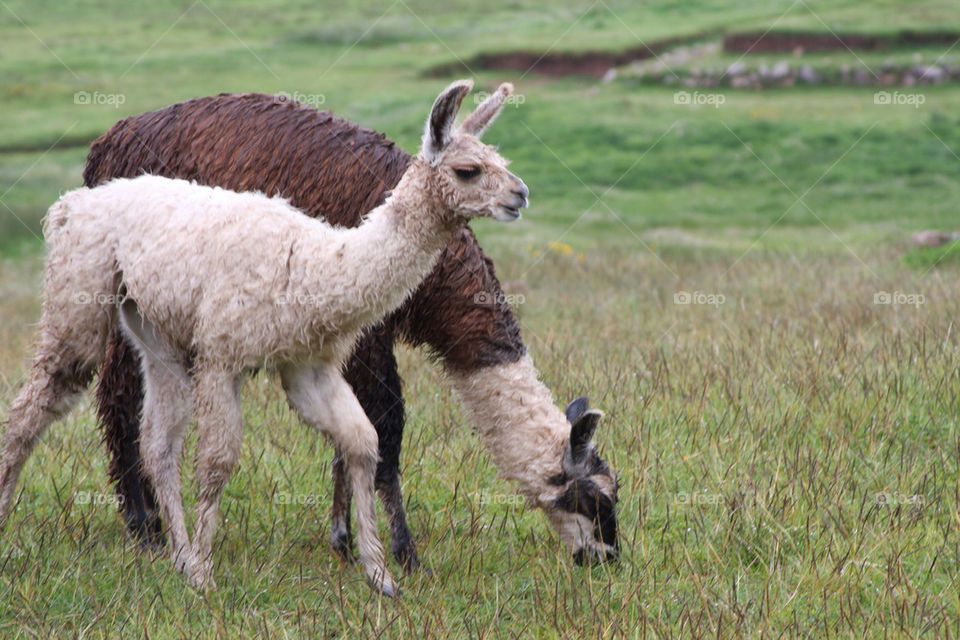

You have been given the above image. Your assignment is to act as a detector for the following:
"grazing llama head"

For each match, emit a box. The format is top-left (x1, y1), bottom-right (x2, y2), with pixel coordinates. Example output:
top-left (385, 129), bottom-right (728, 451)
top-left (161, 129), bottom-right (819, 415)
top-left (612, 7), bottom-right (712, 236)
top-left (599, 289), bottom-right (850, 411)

top-left (416, 79), bottom-right (529, 222)
top-left (543, 397), bottom-right (619, 564)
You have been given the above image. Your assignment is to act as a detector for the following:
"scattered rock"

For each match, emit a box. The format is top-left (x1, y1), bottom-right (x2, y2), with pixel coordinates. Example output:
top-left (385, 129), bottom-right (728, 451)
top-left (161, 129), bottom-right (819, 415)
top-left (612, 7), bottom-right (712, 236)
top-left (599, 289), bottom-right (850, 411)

top-left (726, 61), bottom-right (747, 76)
top-left (913, 230), bottom-right (950, 247)
top-left (629, 56), bottom-right (958, 89)
top-left (912, 65), bottom-right (944, 83)
top-left (771, 61), bottom-right (791, 79)
top-left (852, 68), bottom-right (873, 85)
top-left (799, 64), bottom-right (819, 83)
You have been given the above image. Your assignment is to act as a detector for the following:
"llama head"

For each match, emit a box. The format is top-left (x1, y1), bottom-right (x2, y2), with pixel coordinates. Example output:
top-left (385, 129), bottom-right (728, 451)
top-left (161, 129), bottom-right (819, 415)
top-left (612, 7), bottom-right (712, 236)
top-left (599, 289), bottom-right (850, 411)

top-left (419, 79), bottom-right (528, 222)
top-left (542, 396), bottom-right (619, 564)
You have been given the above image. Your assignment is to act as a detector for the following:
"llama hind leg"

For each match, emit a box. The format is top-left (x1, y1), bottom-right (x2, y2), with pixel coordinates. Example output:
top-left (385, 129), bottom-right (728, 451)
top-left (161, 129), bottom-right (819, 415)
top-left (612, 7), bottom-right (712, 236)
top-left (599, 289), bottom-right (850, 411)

top-left (0, 350), bottom-right (95, 526)
top-left (137, 353), bottom-right (195, 576)
top-left (97, 327), bottom-right (165, 548)
top-left (119, 302), bottom-right (195, 576)
top-left (281, 363), bottom-right (398, 597)
top-left (190, 364), bottom-right (242, 590)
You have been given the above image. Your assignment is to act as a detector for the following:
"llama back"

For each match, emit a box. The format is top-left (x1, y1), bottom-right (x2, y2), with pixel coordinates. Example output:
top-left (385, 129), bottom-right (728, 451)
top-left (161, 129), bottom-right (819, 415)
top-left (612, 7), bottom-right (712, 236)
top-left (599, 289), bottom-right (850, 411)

top-left (81, 176), bottom-right (341, 362)
top-left (83, 93), bottom-right (411, 226)
top-left (54, 175), bottom-right (371, 366)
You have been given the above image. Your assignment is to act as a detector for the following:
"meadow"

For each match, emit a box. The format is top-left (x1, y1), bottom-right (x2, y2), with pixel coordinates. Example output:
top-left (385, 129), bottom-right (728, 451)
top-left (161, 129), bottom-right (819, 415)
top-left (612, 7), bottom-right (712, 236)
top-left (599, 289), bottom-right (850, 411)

top-left (1, 1), bottom-right (959, 637)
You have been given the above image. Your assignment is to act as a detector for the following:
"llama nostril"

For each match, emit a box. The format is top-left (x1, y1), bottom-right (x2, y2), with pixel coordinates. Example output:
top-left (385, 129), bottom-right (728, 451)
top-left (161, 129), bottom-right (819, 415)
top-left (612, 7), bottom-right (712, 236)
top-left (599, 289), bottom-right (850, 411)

top-left (512, 187), bottom-right (529, 207)
top-left (508, 174), bottom-right (529, 206)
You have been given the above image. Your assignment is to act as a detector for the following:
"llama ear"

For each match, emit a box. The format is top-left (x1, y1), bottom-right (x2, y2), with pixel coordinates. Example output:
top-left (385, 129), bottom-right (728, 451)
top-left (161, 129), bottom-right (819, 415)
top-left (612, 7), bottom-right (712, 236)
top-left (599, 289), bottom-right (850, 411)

top-left (569, 409), bottom-right (602, 463)
top-left (422, 79), bottom-right (473, 163)
top-left (460, 82), bottom-right (513, 137)
top-left (565, 396), bottom-right (590, 424)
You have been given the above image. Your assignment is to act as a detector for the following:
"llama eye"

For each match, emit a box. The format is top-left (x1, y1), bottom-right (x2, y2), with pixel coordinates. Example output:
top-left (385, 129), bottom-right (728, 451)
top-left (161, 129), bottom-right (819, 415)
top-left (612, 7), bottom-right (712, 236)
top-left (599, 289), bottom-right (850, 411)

top-left (453, 166), bottom-right (481, 180)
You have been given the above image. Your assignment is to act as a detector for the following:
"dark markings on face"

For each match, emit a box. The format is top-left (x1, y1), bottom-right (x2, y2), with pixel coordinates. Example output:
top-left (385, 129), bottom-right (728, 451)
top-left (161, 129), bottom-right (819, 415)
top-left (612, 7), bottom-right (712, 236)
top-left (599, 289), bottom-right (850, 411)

top-left (555, 449), bottom-right (613, 486)
top-left (554, 477), bottom-right (619, 554)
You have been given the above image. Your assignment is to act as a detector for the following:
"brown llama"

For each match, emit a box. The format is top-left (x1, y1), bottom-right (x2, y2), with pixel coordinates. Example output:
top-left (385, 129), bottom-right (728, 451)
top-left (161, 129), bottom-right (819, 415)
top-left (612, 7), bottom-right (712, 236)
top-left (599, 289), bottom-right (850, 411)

top-left (82, 90), bottom-right (619, 570)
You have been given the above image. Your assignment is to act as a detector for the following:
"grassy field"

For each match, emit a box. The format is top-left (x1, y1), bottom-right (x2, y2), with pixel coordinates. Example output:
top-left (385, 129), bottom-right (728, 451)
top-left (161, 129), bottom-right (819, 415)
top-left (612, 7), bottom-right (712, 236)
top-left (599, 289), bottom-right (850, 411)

top-left (2, 1), bottom-right (960, 637)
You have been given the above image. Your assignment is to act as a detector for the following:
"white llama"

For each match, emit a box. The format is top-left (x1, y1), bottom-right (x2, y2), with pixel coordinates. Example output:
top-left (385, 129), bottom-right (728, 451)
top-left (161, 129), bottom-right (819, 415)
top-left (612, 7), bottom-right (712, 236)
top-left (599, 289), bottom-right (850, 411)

top-left (0, 80), bottom-right (526, 596)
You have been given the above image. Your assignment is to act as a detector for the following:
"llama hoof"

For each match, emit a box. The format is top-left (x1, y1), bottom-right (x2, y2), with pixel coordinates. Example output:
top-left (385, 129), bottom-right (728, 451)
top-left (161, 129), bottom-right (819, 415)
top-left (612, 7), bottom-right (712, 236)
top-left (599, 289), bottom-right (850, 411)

top-left (329, 532), bottom-right (356, 563)
top-left (399, 554), bottom-right (430, 576)
top-left (193, 574), bottom-right (217, 591)
top-left (173, 553), bottom-right (191, 574)
top-left (377, 578), bottom-right (401, 599)
top-left (133, 527), bottom-right (166, 552)
top-left (367, 569), bottom-right (400, 598)
top-left (172, 549), bottom-right (212, 588)
top-left (187, 563), bottom-right (216, 591)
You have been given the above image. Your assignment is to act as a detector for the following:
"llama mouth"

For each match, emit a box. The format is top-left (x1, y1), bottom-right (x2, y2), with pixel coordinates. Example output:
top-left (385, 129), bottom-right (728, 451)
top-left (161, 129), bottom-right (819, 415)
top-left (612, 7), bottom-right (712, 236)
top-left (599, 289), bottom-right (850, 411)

top-left (573, 546), bottom-right (619, 566)
top-left (495, 205), bottom-right (521, 221)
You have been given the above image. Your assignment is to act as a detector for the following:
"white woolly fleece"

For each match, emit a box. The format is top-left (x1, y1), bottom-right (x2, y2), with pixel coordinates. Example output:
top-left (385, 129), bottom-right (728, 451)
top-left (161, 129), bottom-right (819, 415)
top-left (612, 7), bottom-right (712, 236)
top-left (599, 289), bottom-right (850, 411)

top-left (47, 173), bottom-right (455, 372)
top-left (447, 355), bottom-right (570, 505)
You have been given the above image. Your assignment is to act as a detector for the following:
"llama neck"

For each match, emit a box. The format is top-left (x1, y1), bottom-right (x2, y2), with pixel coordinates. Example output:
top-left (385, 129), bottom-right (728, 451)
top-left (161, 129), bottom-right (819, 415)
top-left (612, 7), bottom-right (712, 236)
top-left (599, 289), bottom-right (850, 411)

top-left (446, 355), bottom-right (569, 506)
top-left (298, 161), bottom-right (458, 327)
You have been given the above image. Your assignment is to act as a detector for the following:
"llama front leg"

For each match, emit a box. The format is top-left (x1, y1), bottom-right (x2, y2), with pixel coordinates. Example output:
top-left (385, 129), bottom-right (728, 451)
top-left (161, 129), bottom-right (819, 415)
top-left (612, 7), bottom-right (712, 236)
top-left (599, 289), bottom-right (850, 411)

top-left (281, 364), bottom-right (398, 597)
top-left (189, 365), bottom-right (243, 590)
top-left (329, 450), bottom-right (354, 561)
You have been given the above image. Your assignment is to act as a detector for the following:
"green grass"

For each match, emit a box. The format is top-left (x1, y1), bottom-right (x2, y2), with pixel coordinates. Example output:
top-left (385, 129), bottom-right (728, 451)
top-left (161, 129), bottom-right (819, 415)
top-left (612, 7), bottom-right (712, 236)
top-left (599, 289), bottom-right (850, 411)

top-left (2, 0), bottom-right (960, 637)
top-left (3, 247), bottom-right (960, 637)
top-left (902, 241), bottom-right (960, 270)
